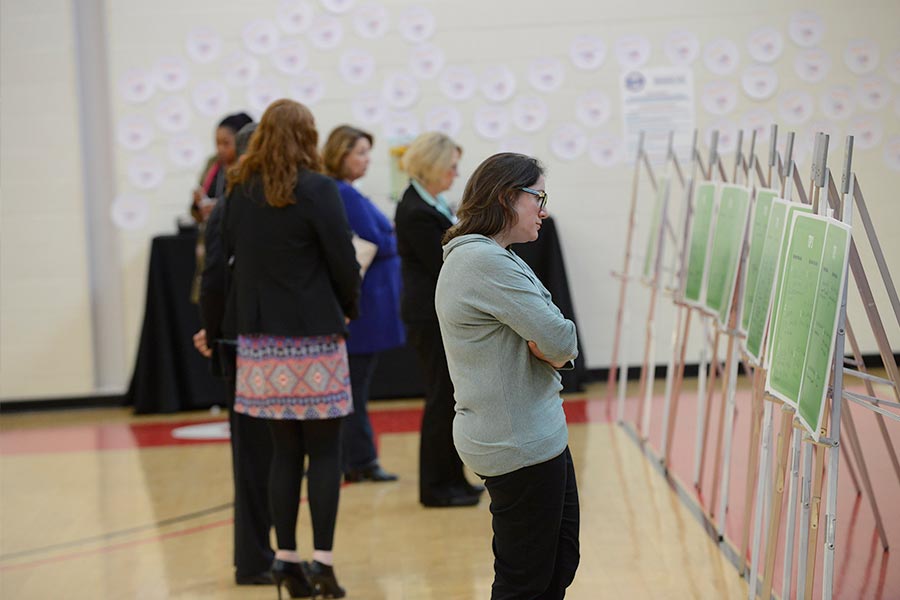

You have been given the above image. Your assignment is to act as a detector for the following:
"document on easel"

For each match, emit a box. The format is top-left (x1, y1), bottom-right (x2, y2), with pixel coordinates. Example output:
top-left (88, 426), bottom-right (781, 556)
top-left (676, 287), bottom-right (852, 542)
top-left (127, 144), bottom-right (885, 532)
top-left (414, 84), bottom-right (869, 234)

top-left (683, 182), bottom-right (717, 307)
top-left (703, 184), bottom-right (751, 326)
top-left (740, 188), bottom-right (779, 334)
top-left (642, 175), bottom-right (671, 281)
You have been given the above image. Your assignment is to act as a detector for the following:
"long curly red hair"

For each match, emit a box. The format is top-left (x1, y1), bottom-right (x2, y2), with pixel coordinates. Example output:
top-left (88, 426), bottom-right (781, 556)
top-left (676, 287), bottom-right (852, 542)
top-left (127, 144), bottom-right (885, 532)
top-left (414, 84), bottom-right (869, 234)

top-left (227, 99), bottom-right (323, 208)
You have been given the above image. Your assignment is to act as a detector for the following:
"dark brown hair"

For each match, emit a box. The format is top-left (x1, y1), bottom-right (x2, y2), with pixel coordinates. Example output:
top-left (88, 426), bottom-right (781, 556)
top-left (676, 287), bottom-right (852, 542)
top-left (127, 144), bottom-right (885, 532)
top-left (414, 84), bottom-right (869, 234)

top-left (322, 125), bottom-right (374, 179)
top-left (227, 99), bottom-right (322, 208)
top-left (443, 153), bottom-right (544, 244)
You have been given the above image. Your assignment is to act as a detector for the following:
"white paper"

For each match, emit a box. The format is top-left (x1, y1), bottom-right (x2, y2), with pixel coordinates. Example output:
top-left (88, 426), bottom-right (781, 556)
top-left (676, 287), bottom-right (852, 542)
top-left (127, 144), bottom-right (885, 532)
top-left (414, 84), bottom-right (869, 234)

top-left (155, 96), bottom-right (192, 133)
top-left (340, 48), bottom-right (376, 85)
top-left (511, 94), bottom-right (549, 133)
top-left (154, 57), bottom-right (190, 93)
top-left (741, 66), bottom-right (778, 101)
top-left (424, 105), bottom-right (463, 137)
top-left (778, 91), bottom-right (814, 125)
top-left (110, 194), bottom-right (149, 231)
top-left (794, 48), bottom-right (831, 83)
top-left (289, 71), bottom-right (326, 106)
top-left (615, 35), bottom-right (651, 69)
top-left (352, 90), bottom-right (386, 124)
top-left (247, 78), bottom-right (284, 113)
top-left (528, 58), bottom-right (565, 93)
top-left (276, 0), bottom-right (315, 34)
top-left (320, 0), bottom-right (355, 13)
top-left (820, 86), bottom-right (855, 120)
top-left (569, 35), bottom-right (606, 70)
top-left (746, 26), bottom-right (783, 64)
top-left (224, 52), bottom-right (261, 87)
top-left (474, 105), bottom-right (510, 140)
top-left (192, 80), bottom-right (230, 117)
top-left (550, 123), bottom-right (588, 161)
top-left (272, 40), bottom-right (309, 75)
top-left (167, 134), bottom-right (204, 168)
top-left (703, 39), bottom-right (740, 75)
top-left (119, 69), bottom-right (156, 104)
top-left (575, 90), bottom-right (611, 128)
top-left (497, 136), bottom-right (534, 156)
top-left (621, 67), bottom-right (695, 161)
top-left (186, 28), bottom-right (223, 64)
top-left (701, 81), bottom-right (738, 115)
top-left (382, 71), bottom-right (419, 109)
top-left (844, 39), bottom-right (879, 75)
top-left (310, 15), bottom-right (344, 49)
top-left (664, 30), bottom-right (700, 66)
top-left (409, 44), bottom-right (445, 79)
top-left (884, 136), bottom-right (900, 172)
top-left (480, 65), bottom-right (516, 103)
top-left (398, 5), bottom-right (435, 43)
top-left (242, 20), bottom-right (280, 55)
top-left (439, 66), bottom-right (477, 101)
top-left (847, 115), bottom-right (883, 150)
top-left (382, 111), bottom-right (420, 141)
top-left (127, 154), bottom-right (166, 190)
top-left (855, 76), bottom-right (892, 111)
top-left (589, 132), bottom-right (624, 168)
top-left (354, 2), bottom-right (390, 39)
top-left (788, 11), bottom-right (825, 48)
top-left (888, 50), bottom-right (900, 84)
top-left (117, 115), bottom-right (155, 151)
top-left (706, 119), bottom-right (738, 155)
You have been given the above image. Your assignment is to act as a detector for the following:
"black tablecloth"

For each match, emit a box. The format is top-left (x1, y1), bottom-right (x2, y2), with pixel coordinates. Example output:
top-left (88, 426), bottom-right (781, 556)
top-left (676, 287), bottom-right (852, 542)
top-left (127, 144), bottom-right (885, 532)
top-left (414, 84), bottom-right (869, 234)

top-left (125, 218), bottom-right (585, 413)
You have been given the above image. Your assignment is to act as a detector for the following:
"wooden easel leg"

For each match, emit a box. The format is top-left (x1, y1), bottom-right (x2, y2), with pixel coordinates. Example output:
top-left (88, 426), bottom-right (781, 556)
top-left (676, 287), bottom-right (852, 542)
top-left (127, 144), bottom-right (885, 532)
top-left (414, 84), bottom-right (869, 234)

top-left (804, 431), bottom-right (828, 600)
top-left (664, 309), bottom-right (692, 468)
top-left (697, 329), bottom-right (721, 495)
top-left (660, 305), bottom-right (684, 463)
top-left (739, 369), bottom-right (765, 575)
top-left (710, 333), bottom-right (736, 517)
top-left (761, 406), bottom-right (793, 598)
top-left (781, 425), bottom-right (802, 599)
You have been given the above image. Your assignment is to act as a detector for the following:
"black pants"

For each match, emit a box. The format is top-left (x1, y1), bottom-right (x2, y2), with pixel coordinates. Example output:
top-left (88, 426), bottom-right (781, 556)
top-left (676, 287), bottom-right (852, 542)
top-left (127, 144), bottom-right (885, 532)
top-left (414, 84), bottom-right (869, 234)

top-left (267, 418), bottom-right (343, 551)
top-left (406, 320), bottom-right (468, 503)
top-left (483, 448), bottom-right (580, 600)
top-left (342, 353), bottom-right (379, 472)
top-left (222, 346), bottom-right (274, 577)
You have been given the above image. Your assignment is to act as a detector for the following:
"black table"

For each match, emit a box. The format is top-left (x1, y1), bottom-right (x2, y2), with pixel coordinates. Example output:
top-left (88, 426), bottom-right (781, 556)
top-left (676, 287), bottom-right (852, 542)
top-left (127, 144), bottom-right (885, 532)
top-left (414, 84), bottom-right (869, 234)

top-left (125, 218), bottom-right (585, 413)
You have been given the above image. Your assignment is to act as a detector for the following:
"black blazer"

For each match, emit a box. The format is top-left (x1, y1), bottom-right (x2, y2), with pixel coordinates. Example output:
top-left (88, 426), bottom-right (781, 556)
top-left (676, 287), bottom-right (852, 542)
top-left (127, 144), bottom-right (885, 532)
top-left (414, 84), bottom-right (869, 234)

top-left (222, 170), bottom-right (360, 339)
top-left (394, 184), bottom-right (453, 323)
top-left (198, 198), bottom-right (229, 376)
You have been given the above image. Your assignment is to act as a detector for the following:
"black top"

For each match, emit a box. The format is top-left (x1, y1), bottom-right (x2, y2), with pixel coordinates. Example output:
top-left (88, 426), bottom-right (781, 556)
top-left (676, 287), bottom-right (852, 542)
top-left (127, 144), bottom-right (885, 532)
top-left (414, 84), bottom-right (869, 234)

top-left (394, 183), bottom-right (453, 323)
top-left (222, 170), bottom-right (360, 339)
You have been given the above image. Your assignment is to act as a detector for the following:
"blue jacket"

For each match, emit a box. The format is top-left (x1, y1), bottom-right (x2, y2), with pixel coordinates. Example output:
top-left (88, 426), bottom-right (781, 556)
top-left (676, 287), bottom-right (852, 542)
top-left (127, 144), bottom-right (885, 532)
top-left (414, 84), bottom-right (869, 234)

top-left (335, 180), bottom-right (406, 355)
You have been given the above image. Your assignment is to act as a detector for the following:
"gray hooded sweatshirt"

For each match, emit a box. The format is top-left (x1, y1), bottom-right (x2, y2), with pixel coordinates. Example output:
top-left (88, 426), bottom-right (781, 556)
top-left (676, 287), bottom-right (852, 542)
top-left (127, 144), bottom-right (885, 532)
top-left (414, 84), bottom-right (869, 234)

top-left (435, 234), bottom-right (578, 477)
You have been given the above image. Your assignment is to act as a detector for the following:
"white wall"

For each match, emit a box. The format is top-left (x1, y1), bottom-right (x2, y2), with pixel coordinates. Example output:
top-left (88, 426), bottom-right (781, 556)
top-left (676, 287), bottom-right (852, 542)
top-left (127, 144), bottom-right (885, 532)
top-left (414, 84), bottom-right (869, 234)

top-left (2, 0), bottom-right (898, 400)
top-left (0, 0), bottom-right (95, 399)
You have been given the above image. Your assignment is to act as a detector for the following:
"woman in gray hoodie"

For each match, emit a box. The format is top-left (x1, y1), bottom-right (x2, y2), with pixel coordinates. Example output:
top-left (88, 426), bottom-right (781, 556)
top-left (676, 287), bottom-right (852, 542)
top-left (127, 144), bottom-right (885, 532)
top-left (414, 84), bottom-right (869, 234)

top-left (435, 153), bottom-right (580, 600)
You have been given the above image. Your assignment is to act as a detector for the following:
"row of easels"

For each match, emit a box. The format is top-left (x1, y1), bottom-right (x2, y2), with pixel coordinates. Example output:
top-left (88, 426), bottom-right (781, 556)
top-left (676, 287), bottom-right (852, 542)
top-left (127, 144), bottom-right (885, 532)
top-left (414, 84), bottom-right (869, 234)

top-left (607, 125), bottom-right (900, 600)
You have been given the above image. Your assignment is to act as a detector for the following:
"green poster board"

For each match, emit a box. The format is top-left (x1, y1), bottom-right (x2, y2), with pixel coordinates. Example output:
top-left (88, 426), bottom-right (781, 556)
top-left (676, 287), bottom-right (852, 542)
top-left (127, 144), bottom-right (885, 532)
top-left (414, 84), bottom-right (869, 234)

top-left (643, 176), bottom-right (670, 281)
top-left (739, 188), bottom-right (779, 334)
top-left (764, 203), bottom-right (816, 365)
top-left (683, 182), bottom-right (717, 306)
top-left (704, 184), bottom-right (751, 326)
top-left (766, 213), bottom-right (830, 413)
top-left (796, 222), bottom-right (851, 438)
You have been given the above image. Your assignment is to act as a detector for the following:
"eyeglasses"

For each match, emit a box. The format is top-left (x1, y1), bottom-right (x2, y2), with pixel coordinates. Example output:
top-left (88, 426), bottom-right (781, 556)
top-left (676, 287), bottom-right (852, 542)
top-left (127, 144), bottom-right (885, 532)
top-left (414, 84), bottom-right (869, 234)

top-left (519, 187), bottom-right (548, 211)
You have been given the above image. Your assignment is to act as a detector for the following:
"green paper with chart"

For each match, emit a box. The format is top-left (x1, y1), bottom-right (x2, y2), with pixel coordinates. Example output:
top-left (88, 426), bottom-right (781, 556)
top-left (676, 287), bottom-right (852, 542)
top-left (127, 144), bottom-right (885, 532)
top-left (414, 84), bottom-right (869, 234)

top-left (704, 184), bottom-right (751, 326)
top-left (740, 189), bottom-right (779, 333)
top-left (684, 182), bottom-right (717, 305)
top-left (796, 221), bottom-right (851, 438)
top-left (643, 176), bottom-right (670, 280)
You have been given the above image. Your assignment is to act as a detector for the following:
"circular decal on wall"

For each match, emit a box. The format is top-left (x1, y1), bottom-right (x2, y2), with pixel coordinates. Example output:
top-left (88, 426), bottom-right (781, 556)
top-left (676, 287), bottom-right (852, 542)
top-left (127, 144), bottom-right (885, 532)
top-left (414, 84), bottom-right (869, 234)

top-left (154, 57), bottom-right (190, 93)
top-left (276, 0), bottom-right (315, 34)
top-left (354, 2), bottom-right (390, 39)
top-left (706, 119), bottom-right (738, 155)
top-left (424, 105), bottom-right (463, 137)
top-left (247, 78), bottom-right (284, 113)
top-left (242, 20), bottom-right (280, 55)
top-left (340, 49), bottom-right (376, 85)
top-left (127, 154), bottom-right (166, 190)
top-left (439, 65), bottom-right (477, 101)
top-left (550, 123), bottom-right (588, 161)
top-left (741, 66), bottom-right (778, 101)
top-left (746, 26), bottom-right (783, 64)
top-left (511, 94), bottom-right (549, 133)
top-left (701, 81), bottom-right (738, 115)
top-left (398, 6), bottom-right (435, 43)
top-left (110, 194), bottom-right (149, 231)
top-left (409, 44), bottom-right (445, 79)
top-left (741, 109), bottom-right (775, 144)
top-left (664, 30), bottom-right (700, 66)
top-left (615, 35), bottom-right (651, 69)
top-left (155, 96), bottom-right (192, 133)
top-left (382, 71), bottom-right (419, 109)
top-left (569, 35), bottom-right (606, 70)
top-left (575, 90), bottom-right (611, 128)
top-left (474, 105), bottom-right (510, 140)
top-left (844, 39), bottom-right (879, 75)
top-left (788, 11), bottom-right (825, 48)
top-left (117, 115), bottom-right (155, 151)
top-left (119, 69), bottom-right (156, 103)
top-left (820, 86), bottom-right (855, 120)
top-left (703, 39), bottom-right (740, 75)
top-left (352, 90), bottom-right (386, 124)
top-left (224, 52), bottom-right (261, 87)
top-left (528, 57), bottom-right (565, 93)
top-left (847, 115), bottom-right (883, 150)
top-left (888, 50), bottom-right (900, 84)
top-left (272, 40), bottom-right (309, 75)
top-left (480, 65), bottom-right (516, 103)
top-left (855, 76), bottom-right (892, 111)
top-left (186, 28), bottom-right (223, 64)
top-left (167, 134), bottom-right (204, 168)
top-left (382, 111), bottom-right (420, 140)
top-left (884, 136), bottom-right (900, 172)
top-left (192, 80), bottom-right (230, 116)
top-left (777, 90), bottom-right (814, 125)
top-left (289, 71), bottom-right (326, 105)
top-left (793, 48), bottom-right (831, 83)
top-left (589, 133), bottom-right (624, 168)
top-left (320, 0), bottom-right (356, 13)
top-left (310, 15), bottom-right (344, 49)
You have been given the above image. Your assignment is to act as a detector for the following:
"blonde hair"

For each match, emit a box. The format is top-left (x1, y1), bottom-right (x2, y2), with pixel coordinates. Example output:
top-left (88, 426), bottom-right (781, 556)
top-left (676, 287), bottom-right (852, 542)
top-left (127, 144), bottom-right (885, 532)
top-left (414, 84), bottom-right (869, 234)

top-left (400, 132), bottom-right (462, 188)
top-left (322, 125), bottom-right (374, 179)
top-left (227, 99), bottom-right (322, 208)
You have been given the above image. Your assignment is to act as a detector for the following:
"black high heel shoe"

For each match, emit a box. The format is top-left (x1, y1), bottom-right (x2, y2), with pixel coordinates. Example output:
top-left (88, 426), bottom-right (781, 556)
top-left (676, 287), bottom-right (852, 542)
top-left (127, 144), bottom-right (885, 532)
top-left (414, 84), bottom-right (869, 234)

top-left (301, 560), bottom-right (346, 598)
top-left (272, 559), bottom-right (313, 599)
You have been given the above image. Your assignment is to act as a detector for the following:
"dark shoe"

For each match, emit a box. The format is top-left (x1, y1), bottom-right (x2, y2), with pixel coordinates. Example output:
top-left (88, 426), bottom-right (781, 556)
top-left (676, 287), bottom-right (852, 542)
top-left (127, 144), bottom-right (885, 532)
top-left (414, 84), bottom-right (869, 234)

top-left (235, 570), bottom-right (275, 585)
top-left (302, 560), bottom-right (346, 598)
top-left (344, 463), bottom-right (398, 483)
top-left (462, 481), bottom-right (486, 495)
top-left (272, 559), bottom-right (313, 599)
top-left (421, 492), bottom-right (481, 508)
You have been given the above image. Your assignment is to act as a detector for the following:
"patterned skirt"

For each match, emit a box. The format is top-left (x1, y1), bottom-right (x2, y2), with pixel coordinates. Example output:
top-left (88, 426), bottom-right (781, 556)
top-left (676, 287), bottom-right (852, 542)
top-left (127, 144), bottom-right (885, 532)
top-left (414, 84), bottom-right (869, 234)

top-left (234, 334), bottom-right (353, 420)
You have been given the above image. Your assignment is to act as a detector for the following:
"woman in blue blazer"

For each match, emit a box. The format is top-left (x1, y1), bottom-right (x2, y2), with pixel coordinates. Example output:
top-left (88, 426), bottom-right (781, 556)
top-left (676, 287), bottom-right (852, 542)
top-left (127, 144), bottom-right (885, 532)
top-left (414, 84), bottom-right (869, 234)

top-left (323, 125), bottom-right (405, 483)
